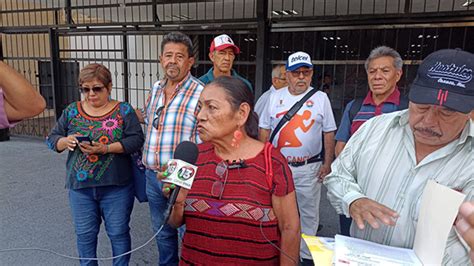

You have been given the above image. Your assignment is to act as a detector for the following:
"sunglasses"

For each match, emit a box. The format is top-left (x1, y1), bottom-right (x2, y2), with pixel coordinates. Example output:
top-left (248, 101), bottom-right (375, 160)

top-left (211, 161), bottom-right (229, 200)
top-left (290, 70), bottom-right (312, 77)
top-left (79, 86), bottom-right (106, 94)
top-left (152, 106), bottom-right (165, 129)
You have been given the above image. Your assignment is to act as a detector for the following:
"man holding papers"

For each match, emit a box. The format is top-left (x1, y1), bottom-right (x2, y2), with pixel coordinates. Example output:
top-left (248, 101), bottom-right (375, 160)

top-left (324, 48), bottom-right (474, 265)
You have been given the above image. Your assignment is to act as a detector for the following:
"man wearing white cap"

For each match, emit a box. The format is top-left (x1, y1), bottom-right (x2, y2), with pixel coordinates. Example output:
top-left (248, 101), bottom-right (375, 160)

top-left (199, 34), bottom-right (253, 92)
top-left (259, 51), bottom-right (337, 264)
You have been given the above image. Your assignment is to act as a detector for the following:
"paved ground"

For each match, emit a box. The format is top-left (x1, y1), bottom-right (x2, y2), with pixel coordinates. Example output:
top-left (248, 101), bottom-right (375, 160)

top-left (0, 136), bottom-right (339, 265)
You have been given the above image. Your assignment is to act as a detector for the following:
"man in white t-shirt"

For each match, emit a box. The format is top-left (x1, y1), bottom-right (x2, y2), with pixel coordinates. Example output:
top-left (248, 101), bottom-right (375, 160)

top-left (254, 64), bottom-right (288, 118)
top-left (259, 51), bottom-right (336, 263)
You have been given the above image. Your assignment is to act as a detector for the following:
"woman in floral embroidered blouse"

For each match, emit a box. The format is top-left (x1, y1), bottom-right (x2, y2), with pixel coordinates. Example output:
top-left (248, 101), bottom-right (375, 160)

top-left (47, 63), bottom-right (144, 266)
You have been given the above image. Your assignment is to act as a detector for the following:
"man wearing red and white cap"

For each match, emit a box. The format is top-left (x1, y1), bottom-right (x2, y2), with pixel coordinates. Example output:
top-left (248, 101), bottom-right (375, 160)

top-left (199, 34), bottom-right (253, 92)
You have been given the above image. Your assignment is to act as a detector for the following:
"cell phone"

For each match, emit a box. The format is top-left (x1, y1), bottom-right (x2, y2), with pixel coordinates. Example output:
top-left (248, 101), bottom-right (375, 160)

top-left (76, 136), bottom-right (92, 145)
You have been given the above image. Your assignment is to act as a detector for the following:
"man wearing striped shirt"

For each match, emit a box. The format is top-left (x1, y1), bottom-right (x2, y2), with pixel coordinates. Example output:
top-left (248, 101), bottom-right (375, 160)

top-left (137, 32), bottom-right (204, 266)
top-left (325, 48), bottom-right (474, 265)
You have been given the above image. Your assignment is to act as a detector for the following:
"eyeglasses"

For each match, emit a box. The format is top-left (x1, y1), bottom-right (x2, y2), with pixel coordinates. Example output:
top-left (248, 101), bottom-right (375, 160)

top-left (79, 86), bottom-right (106, 94)
top-left (290, 70), bottom-right (312, 77)
top-left (211, 161), bottom-right (228, 199)
top-left (152, 106), bottom-right (165, 129)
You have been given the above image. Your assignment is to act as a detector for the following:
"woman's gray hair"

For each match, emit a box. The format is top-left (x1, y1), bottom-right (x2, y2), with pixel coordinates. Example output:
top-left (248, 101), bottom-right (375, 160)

top-left (364, 46), bottom-right (403, 71)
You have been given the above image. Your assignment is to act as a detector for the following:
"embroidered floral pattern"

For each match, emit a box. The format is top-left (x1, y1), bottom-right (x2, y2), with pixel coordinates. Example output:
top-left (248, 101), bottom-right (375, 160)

top-left (99, 135), bottom-right (109, 145)
top-left (101, 118), bottom-right (119, 135)
top-left (64, 102), bottom-right (130, 182)
top-left (120, 103), bottom-right (131, 115)
top-left (76, 170), bottom-right (88, 181)
top-left (88, 154), bottom-right (99, 163)
top-left (68, 108), bottom-right (78, 118)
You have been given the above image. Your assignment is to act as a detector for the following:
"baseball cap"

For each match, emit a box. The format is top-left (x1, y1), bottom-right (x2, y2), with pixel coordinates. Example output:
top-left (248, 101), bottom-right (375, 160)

top-left (409, 49), bottom-right (474, 114)
top-left (209, 34), bottom-right (240, 54)
top-left (286, 51), bottom-right (313, 72)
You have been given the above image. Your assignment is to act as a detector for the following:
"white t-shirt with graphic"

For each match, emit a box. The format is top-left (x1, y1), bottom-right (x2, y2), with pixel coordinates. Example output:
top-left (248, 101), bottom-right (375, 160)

top-left (259, 86), bottom-right (337, 163)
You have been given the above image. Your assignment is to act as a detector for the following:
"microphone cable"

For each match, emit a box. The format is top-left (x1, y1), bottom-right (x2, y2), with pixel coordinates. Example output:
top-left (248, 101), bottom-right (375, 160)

top-left (0, 224), bottom-right (164, 262)
top-left (237, 168), bottom-right (299, 264)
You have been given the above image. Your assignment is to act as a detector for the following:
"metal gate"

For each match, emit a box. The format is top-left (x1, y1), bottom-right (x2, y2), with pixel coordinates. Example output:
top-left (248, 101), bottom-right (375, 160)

top-left (1, 0), bottom-right (472, 137)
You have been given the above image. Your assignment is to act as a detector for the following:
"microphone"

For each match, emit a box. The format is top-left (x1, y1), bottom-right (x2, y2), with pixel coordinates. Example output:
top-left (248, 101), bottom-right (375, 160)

top-left (163, 141), bottom-right (199, 223)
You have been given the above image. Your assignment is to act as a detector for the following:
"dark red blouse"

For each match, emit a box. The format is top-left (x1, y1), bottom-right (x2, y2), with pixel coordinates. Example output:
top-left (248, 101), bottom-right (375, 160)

top-left (180, 142), bottom-right (295, 265)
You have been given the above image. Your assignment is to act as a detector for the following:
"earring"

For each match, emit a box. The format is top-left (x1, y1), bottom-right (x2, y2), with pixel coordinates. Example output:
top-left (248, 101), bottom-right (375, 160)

top-left (231, 128), bottom-right (243, 148)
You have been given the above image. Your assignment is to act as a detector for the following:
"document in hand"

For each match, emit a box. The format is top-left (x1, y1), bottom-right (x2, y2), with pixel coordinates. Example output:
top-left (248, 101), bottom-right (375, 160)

top-left (334, 234), bottom-right (422, 265)
top-left (412, 180), bottom-right (466, 264)
top-left (334, 180), bottom-right (466, 265)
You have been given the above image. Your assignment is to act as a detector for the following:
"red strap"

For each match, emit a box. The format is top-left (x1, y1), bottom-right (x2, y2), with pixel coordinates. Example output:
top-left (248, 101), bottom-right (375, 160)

top-left (264, 142), bottom-right (273, 189)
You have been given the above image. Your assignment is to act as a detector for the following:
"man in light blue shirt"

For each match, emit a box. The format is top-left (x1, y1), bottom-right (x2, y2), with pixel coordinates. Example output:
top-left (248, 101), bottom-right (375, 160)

top-left (325, 48), bottom-right (474, 265)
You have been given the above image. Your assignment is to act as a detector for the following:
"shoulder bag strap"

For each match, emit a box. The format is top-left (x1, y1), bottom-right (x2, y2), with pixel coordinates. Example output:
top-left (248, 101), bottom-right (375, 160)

top-left (348, 98), bottom-right (364, 125)
top-left (263, 142), bottom-right (274, 189)
top-left (269, 88), bottom-right (318, 143)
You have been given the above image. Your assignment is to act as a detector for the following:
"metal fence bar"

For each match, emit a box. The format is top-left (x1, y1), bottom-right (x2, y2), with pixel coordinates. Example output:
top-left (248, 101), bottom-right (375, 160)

top-left (1, 1), bottom-right (473, 137)
top-left (255, 0), bottom-right (269, 98)
top-left (122, 31), bottom-right (129, 102)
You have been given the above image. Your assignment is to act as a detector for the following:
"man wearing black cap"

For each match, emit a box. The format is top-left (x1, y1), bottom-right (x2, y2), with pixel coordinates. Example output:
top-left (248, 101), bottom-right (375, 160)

top-left (324, 49), bottom-right (473, 265)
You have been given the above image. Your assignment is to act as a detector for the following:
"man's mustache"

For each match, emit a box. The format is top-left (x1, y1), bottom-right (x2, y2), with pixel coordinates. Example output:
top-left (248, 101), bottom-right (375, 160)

top-left (166, 63), bottom-right (178, 69)
top-left (414, 127), bottom-right (442, 137)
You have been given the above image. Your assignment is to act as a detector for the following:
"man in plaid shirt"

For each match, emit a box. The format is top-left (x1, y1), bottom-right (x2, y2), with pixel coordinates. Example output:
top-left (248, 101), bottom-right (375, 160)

top-left (137, 32), bottom-right (204, 265)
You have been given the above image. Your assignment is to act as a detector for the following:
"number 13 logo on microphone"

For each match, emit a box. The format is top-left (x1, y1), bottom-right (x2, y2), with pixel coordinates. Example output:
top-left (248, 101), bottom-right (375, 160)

top-left (177, 166), bottom-right (196, 181)
top-left (164, 159), bottom-right (198, 189)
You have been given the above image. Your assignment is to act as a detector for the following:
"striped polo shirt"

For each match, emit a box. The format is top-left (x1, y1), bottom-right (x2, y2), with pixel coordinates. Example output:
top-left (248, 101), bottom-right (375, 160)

top-left (335, 88), bottom-right (402, 143)
top-left (325, 110), bottom-right (473, 265)
top-left (142, 73), bottom-right (204, 170)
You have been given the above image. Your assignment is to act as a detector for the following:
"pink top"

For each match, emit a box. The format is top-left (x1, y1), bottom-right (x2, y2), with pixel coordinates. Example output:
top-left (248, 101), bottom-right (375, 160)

top-left (0, 88), bottom-right (11, 129)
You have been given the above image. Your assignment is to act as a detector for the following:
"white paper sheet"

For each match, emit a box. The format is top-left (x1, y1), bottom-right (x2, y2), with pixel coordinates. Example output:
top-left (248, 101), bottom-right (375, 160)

top-left (334, 234), bottom-right (422, 266)
top-left (413, 180), bottom-right (466, 265)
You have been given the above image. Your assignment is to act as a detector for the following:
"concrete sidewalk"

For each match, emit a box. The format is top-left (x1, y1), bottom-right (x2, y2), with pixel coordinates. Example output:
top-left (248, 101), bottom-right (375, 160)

top-left (0, 136), bottom-right (338, 265)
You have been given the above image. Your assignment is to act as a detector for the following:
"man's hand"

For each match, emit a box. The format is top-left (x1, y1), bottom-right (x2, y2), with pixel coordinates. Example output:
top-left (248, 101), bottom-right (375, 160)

top-left (318, 163), bottom-right (331, 182)
top-left (456, 202), bottom-right (474, 263)
top-left (349, 198), bottom-right (399, 230)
